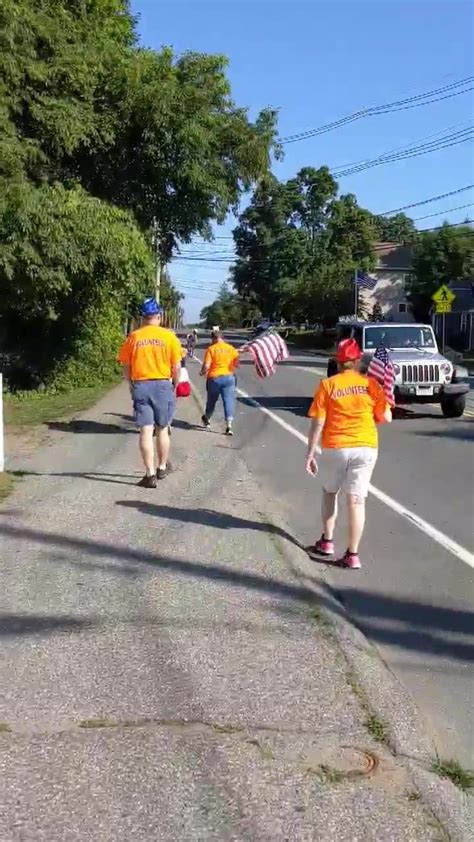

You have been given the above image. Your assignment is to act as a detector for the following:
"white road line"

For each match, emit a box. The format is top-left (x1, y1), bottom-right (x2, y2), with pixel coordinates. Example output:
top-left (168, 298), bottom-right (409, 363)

top-left (193, 357), bottom-right (474, 568)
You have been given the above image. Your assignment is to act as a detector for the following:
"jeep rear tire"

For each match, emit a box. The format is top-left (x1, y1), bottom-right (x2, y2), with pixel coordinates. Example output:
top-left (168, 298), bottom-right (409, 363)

top-left (441, 394), bottom-right (466, 418)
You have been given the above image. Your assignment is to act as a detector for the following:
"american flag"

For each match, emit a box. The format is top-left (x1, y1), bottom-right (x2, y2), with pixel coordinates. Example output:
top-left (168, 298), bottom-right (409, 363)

top-left (355, 270), bottom-right (377, 290)
top-left (367, 344), bottom-right (395, 406)
top-left (241, 330), bottom-right (289, 378)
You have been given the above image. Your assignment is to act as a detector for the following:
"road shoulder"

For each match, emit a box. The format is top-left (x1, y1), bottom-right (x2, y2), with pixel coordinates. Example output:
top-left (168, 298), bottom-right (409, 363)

top-left (0, 384), bottom-right (471, 840)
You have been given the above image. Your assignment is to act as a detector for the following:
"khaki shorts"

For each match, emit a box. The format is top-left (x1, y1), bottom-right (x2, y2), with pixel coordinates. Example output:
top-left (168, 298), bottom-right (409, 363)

top-left (319, 447), bottom-right (378, 498)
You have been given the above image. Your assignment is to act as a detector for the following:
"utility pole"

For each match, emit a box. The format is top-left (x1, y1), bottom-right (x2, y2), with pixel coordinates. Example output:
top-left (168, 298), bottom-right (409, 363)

top-left (152, 218), bottom-right (161, 303)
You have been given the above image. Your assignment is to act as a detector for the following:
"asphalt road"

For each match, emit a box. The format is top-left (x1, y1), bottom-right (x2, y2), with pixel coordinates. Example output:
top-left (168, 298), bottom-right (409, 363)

top-left (189, 331), bottom-right (474, 769)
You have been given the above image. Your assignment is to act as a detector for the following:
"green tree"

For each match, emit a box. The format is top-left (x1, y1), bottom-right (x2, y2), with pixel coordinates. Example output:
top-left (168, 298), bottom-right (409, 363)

top-left (408, 223), bottom-right (474, 320)
top-left (1, 2), bottom-right (278, 250)
top-left (200, 283), bottom-right (243, 328)
top-left (373, 213), bottom-right (417, 244)
top-left (0, 183), bottom-right (153, 389)
top-left (230, 167), bottom-right (376, 324)
top-left (0, 0), bottom-right (134, 185)
top-left (369, 302), bottom-right (383, 322)
top-left (0, 0), bottom-right (279, 390)
top-left (77, 48), bottom-right (279, 256)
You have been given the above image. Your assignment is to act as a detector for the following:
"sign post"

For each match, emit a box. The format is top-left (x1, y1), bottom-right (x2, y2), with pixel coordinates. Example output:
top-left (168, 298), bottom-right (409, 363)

top-left (432, 284), bottom-right (455, 353)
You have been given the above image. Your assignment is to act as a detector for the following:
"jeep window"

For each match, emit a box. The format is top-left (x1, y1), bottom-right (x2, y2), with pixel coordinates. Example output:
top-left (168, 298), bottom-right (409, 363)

top-left (364, 326), bottom-right (436, 349)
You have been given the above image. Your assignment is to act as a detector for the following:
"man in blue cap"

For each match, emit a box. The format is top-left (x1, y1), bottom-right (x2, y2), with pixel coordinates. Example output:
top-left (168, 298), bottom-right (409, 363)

top-left (118, 297), bottom-right (183, 487)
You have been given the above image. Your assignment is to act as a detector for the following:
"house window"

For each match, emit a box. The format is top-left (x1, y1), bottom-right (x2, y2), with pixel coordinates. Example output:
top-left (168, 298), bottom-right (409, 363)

top-left (460, 313), bottom-right (467, 331)
top-left (398, 302), bottom-right (408, 314)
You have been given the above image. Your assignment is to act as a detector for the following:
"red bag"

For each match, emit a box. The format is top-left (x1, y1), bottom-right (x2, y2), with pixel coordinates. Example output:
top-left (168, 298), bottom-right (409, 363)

top-left (176, 380), bottom-right (191, 398)
top-left (176, 366), bottom-right (191, 398)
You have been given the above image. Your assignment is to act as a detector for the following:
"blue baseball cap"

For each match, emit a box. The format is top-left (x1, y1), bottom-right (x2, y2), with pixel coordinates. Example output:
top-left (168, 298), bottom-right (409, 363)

top-left (140, 297), bottom-right (162, 316)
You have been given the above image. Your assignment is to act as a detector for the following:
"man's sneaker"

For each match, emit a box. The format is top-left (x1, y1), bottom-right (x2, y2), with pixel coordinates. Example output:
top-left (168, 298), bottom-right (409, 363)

top-left (312, 535), bottom-right (335, 556)
top-left (225, 425), bottom-right (234, 436)
top-left (201, 415), bottom-right (211, 428)
top-left (156, 461), bottom-right (173, 480)
top-left (336, 550), bottom-right (361, 570)
top-left (137, 474), bottom-right (157, 489)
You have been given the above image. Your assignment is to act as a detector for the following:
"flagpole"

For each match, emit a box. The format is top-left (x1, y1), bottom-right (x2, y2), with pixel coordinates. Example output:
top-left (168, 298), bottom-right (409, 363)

top-left (354, 269), bottom-right (358, 317)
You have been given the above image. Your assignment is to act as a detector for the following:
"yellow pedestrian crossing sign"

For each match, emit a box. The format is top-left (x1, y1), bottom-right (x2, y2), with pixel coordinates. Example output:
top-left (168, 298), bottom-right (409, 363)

top-left (432, 284), bottom-right (455, 314)
top-left (432, 284), bottom-right (455, 304)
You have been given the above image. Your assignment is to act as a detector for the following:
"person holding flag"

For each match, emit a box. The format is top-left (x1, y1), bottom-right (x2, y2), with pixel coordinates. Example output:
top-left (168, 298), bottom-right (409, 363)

top-left (305, 338), bottom-right (392, 569)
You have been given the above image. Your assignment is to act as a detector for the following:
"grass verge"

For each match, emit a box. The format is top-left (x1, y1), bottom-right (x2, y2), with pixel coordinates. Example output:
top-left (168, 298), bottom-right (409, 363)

top-left (282, 330), bottom-right (334, 353)
top-left (0, 472), bottom-right (16, 502)
top-left (4, 382), bottom-right (119, 428)
top-left (431, 758), bottom-right (474, 792)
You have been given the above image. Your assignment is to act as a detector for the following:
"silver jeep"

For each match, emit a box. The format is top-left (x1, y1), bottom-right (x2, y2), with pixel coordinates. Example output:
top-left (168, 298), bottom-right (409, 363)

top-left (327, 321), bottom-right (470, 418)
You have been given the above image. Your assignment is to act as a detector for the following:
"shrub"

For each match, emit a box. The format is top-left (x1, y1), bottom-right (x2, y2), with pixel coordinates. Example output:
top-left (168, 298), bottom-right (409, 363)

top-left (0, 183), bottom-right (154, 391)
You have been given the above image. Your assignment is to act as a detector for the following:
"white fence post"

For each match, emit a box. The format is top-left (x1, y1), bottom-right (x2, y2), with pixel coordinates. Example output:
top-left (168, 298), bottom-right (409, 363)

top-left (0, 373), bottom-right (4, 472)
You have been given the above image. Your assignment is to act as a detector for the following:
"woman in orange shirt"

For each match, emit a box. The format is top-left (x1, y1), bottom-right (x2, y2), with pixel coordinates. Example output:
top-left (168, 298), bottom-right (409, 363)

top-left (305, 338), bottom-right (392, 569)
top-left (200, 329), bottom-right (239, 435)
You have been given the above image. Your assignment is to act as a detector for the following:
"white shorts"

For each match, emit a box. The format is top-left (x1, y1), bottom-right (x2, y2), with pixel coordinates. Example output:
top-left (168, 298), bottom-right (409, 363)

top-left (319, 447), bottom-right (378, 498)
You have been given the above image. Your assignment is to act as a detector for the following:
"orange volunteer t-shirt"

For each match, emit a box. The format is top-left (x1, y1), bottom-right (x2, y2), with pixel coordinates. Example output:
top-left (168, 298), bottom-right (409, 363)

top-left (204, 342), bottom-right (239, 378)
top-left (308, 370), bottom-right (389, 449)
top-left (118, 325), bottom-right (183, 381)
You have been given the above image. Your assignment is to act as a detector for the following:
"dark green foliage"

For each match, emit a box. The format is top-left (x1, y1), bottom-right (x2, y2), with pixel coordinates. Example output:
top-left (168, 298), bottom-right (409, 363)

top-left (0, 1), bottom-right (277, 390)
top-left (0, 184), bottom-right (153, 389)
top-left (228, 167), bottom-right (376, 323)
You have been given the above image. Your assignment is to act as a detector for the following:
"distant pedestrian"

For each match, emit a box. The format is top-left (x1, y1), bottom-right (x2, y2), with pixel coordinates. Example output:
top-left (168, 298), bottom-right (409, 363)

top-left (118, 297), bottom-right (183, 487)
top-left (305, 338), bottom-right (392, 569)
top-left (200, 329), bottom-right (239, 436)
top-left (186, 331), bottom-right (196, 358)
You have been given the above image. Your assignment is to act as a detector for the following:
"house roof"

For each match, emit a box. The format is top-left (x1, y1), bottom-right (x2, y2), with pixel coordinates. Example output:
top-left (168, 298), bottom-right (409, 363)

top-left (375, 242), bottom-right (414, 270)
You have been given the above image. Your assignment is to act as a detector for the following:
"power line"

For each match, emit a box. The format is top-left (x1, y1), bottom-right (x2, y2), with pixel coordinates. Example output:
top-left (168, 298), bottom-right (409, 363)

top-left (281, 77), bottom-right (474, 144)
top-left (379, 184), bottom-right (474, 216)
top-left (412, 203), bottom-right (473, 221)
top-left (332, 127), bottom-right (474, 179)
top-left (330, 120), bottom-right (472, 173)
top-left (172, 191), bottom-right (474, 268)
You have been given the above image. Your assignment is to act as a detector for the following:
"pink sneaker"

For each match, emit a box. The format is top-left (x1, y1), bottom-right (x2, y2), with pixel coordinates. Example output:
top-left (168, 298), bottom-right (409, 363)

top-left (336, 550), bottom-right (361, 570)
top-left (312, 536), bottom-right (335, 556)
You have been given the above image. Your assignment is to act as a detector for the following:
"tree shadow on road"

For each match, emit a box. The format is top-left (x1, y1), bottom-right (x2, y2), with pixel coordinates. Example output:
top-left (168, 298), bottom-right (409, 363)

top-left (0, 522), bottom-right (473, 663)
top-left (334, 586), bottom-right (474, 663)
top-left (0, 612), bottom-right (96, 636)
top-left (11, 470), bottom-right (139, 487)
top-left (238, 395), bottom-right (312, 417)
top-left (47, 419), bottom-right (133, 435)
top-left (115, 501), bottom-right (303, 548)
top-left (392, 407), bottom-right (441, 421)
top-left (414, 428), bottom-right (474, 443)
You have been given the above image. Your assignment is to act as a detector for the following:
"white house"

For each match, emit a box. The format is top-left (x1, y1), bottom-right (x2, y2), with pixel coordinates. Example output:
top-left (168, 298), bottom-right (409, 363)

top-left (361, 243), bottom-right (414, 322)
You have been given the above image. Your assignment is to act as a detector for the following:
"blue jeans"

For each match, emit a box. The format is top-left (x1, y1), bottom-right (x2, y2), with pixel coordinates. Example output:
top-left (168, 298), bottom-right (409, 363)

top-left (205, 375), bottom-right (236, 422)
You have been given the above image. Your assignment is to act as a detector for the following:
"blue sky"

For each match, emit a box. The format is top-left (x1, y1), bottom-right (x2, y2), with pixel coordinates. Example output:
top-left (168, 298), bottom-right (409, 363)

top-left (132, 0), bottom-right (474, 321)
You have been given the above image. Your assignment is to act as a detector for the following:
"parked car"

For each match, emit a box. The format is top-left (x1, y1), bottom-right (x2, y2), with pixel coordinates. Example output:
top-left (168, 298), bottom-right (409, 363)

top-left (327, 321), bottom-right (470, 418)
top-left (251, 320), bottom-right (272, 338)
